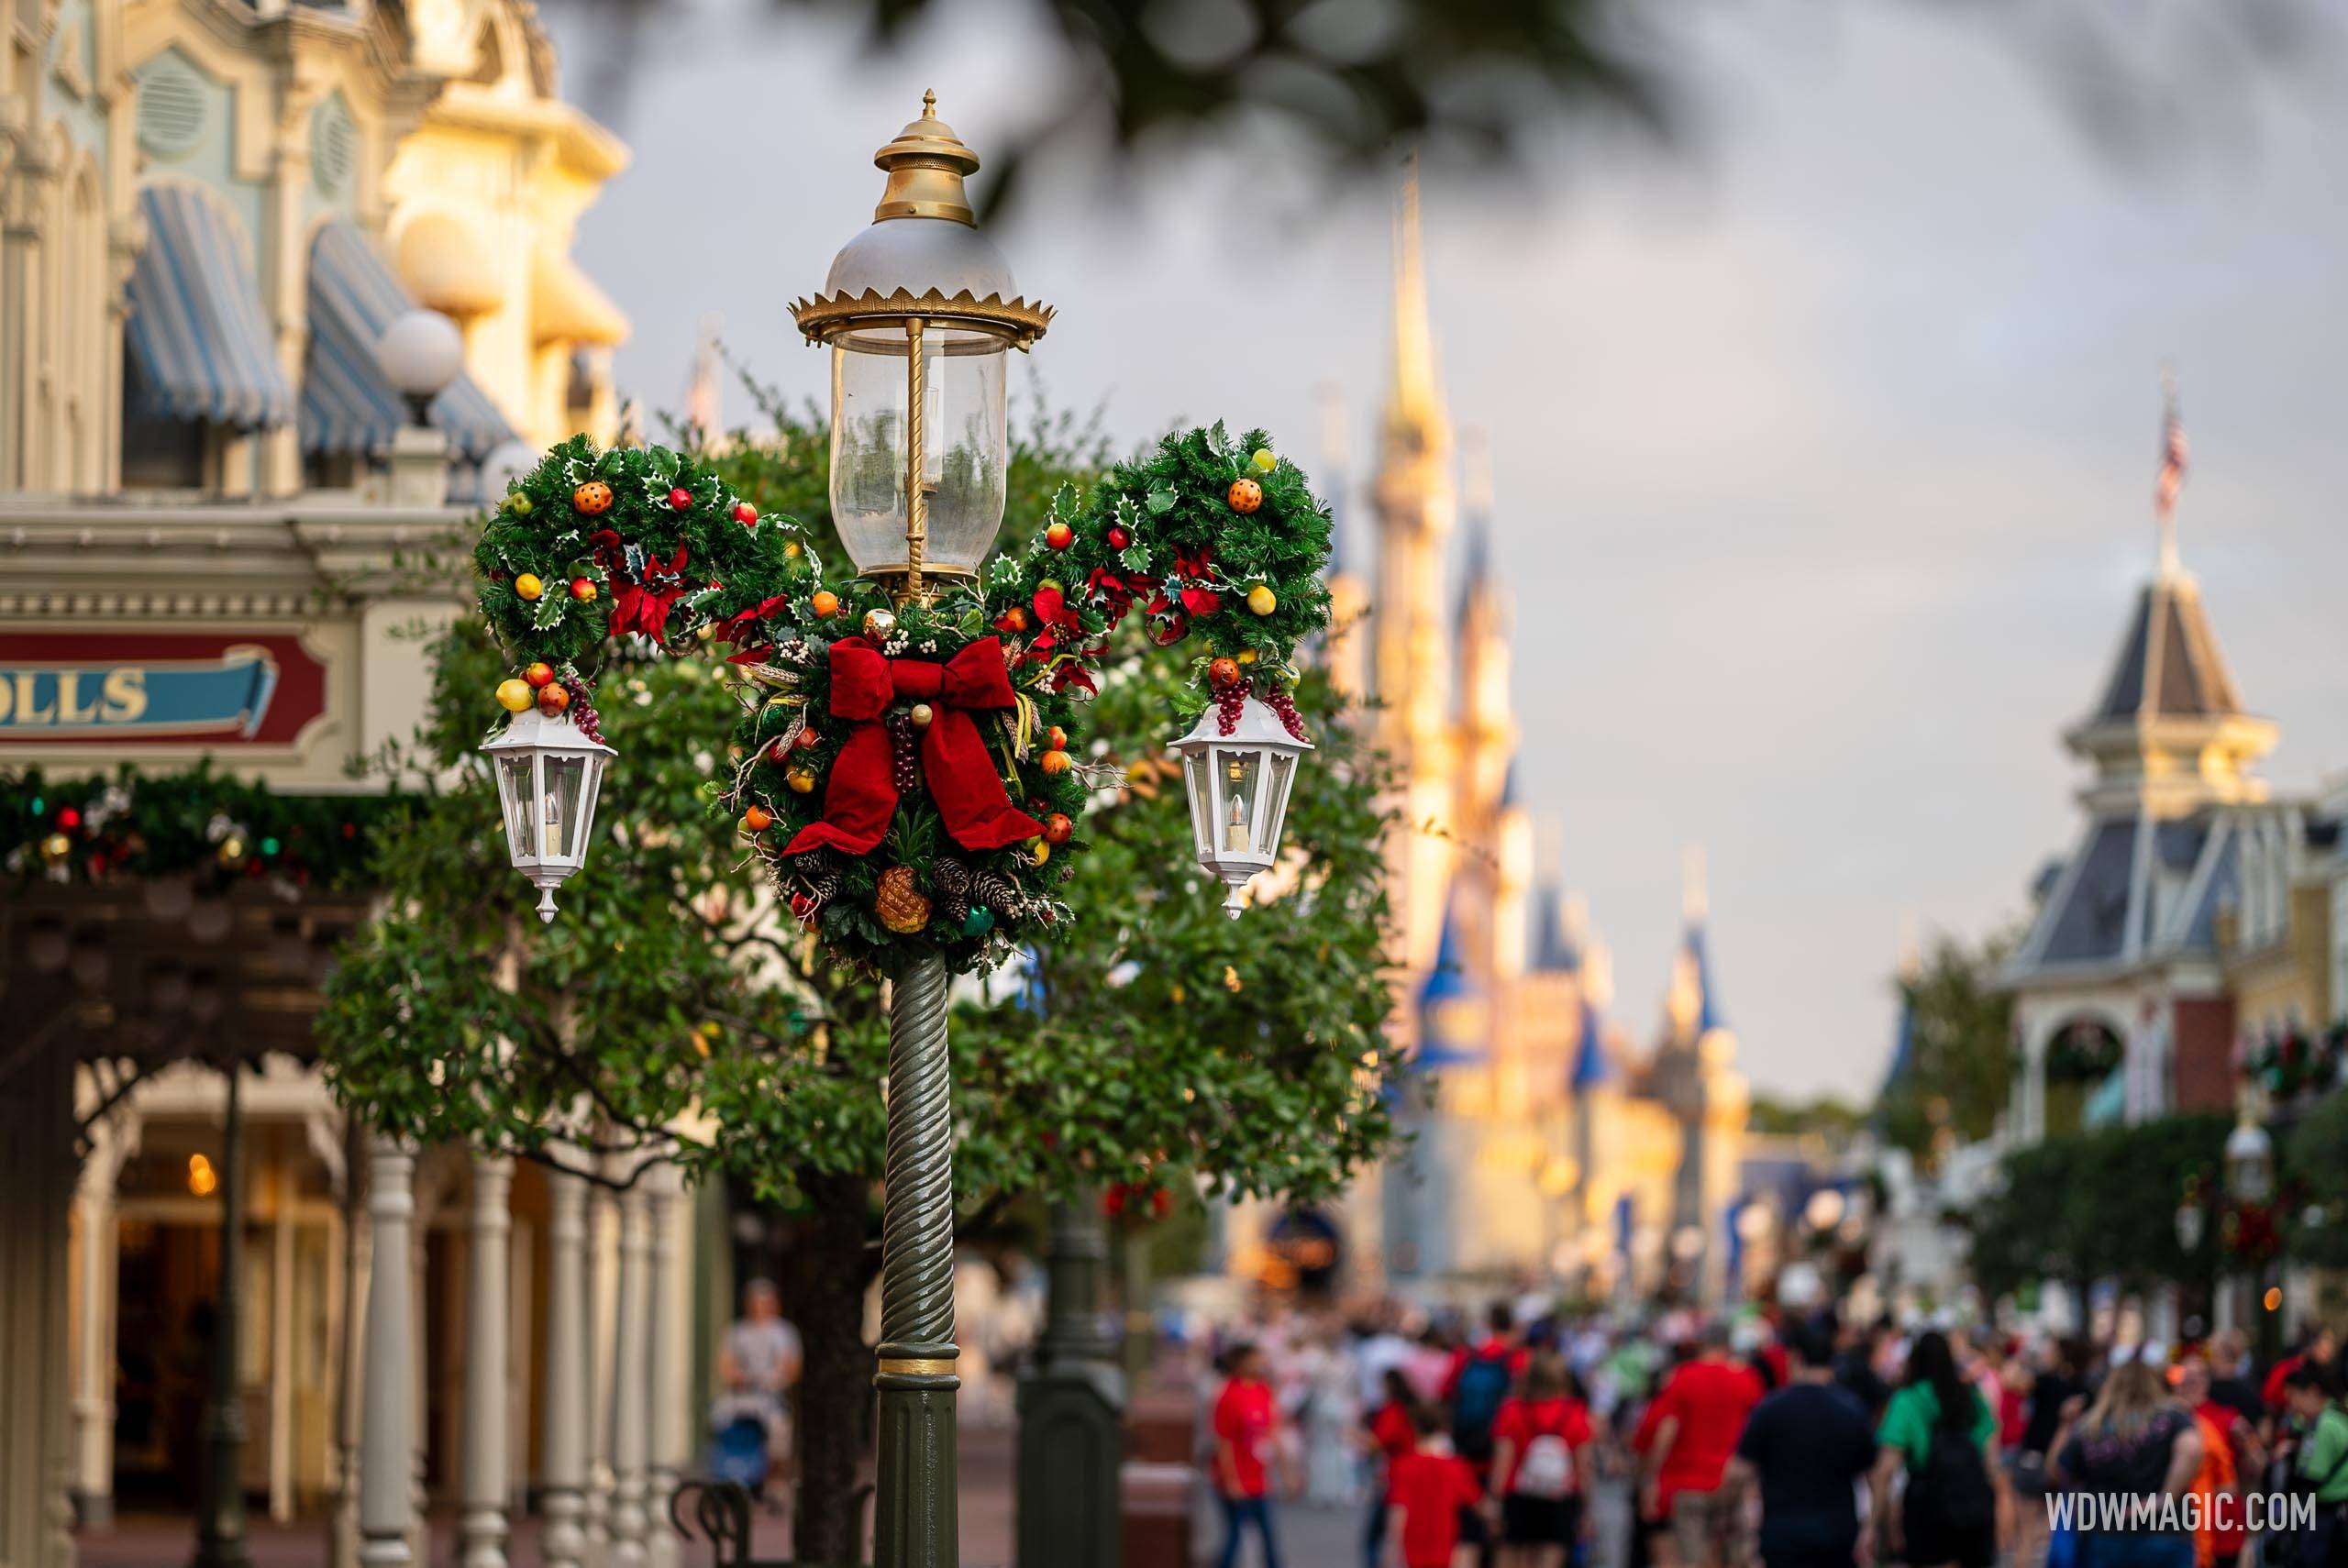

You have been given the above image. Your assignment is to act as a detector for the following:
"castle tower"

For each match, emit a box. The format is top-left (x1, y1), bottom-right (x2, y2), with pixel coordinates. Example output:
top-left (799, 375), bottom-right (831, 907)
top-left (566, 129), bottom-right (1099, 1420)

top-left (1373, 159), bottom-right (1460, 977)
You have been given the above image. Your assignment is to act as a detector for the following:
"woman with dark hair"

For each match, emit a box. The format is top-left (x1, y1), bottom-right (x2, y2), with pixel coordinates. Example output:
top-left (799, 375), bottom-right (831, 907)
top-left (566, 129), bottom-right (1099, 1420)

top-left (1364, 1367), bottom-right (1429, 1568)
top-left (1871, 1331), bottom-right (2006, 1568)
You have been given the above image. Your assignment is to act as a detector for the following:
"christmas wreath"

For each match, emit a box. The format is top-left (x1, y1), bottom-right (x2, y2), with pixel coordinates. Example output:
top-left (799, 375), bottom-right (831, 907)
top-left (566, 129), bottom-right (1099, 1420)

top-left (2240, 1023), bottom-right (2348, 1101)
top-left (473, 424), bottom-right (1333, 972)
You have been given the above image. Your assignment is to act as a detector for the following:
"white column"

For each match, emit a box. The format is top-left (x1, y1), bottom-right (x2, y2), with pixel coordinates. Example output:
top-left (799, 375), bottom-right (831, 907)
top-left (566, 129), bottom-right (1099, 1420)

top-left (359, 1135), bottom-right (417, 1568)
top-left (606, 1181), bottom-right (651, 1568)
top-left (335, 1125), bottom-right (371, 1568)
top-left (645, 1165), bottom-right (687, 1568)
top-left (70, 1134), bottom-right (121, 1529)
top-left (541, 1157), bottom-right (591, 1568)
top-left (584, 1185), bottom-right (615, 1568)
top-left (461, 1154), bottom-right (515, 1568)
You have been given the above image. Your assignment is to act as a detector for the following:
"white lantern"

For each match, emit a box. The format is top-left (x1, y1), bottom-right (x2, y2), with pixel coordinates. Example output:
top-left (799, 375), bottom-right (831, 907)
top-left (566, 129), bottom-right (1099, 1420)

top-left (482, 708), bottom-right (615, 922)
top-left (1168, 696), bottom-right (1312, 919)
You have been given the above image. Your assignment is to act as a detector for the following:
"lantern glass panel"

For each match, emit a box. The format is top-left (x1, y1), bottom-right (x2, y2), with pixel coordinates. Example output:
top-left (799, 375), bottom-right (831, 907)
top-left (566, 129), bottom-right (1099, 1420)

top-left (1219, 749), bottom-right (1259, 856)
top-left (827, 326), bottom-right (1008, 578)
top-left (1259, 751), bottom-right (1297, 858)
top-left (496, 755), bottom-right (537, 863)
top-left (543, 755), bottom-right (588, 862)
top-left (1182, 747), bottom-right (1214, 862)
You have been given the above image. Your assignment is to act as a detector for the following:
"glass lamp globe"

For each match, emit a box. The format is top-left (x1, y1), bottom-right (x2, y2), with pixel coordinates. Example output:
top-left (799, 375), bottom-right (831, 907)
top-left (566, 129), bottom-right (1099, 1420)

top-left (482, 708), bottom-right (615, 922)
top-left (792, 93), bottom-right (1052, 592)
top-left (1168, 696), bottom-right (1312, 919)
top-left (2225, 1115), bottom-right (2274, 1202)
top-left (376, 307), bottom-right (465, 425)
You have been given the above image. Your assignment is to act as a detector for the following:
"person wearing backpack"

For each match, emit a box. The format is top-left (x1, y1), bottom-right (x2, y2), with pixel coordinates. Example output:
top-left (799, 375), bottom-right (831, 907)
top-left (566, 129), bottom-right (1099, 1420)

top-left (1870, 1330), bottom-right (2006, 1568)
top-left (1726, 1320), bottom-right (1876, 1568)
top-left (1448, 1304), bottom-right (1531, 1468)
top-left (1490, 1352), bottom-right (1597, 1568)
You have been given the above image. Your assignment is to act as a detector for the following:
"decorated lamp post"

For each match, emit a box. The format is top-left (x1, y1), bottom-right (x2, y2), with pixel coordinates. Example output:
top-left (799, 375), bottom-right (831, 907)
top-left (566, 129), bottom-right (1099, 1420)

top-left (469, 94), bottom-right (1335, 1568)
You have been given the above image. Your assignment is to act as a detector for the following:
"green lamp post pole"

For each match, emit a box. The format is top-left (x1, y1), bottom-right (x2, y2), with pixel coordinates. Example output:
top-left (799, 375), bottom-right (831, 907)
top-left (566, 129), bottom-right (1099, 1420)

top-left (1016, 1195), bottom-right (1125, 1568)
top-left (191, 1058), bottom-right (252, 1568)
top-left (790, 95), bottom-right (1055, 1568)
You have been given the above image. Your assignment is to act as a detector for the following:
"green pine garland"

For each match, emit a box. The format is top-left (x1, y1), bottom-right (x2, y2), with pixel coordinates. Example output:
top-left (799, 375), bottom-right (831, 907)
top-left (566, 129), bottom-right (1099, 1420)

top-left (473, 424), bottom-right (1335, 973)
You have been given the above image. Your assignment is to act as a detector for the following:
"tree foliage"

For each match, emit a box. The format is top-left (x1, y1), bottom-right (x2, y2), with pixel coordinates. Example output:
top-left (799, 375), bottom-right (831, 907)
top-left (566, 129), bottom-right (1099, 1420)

top-left (1966, 1111), bottom-right (2231, 1301)
top-left (1877, 930), bottom-right (2018, 1165)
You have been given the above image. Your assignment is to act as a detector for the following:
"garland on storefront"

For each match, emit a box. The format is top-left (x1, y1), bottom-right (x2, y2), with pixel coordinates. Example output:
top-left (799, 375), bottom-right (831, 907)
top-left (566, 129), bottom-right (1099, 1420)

top-left (1, 765), bottom-right (394, 892)
top-left (2240, 1023), bottom-right (2348, 1100)
top-left (473, 424), bottom-right (1334, 971)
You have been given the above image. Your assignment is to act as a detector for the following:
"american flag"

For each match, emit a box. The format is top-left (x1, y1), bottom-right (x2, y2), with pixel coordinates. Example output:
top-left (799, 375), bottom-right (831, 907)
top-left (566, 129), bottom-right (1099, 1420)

top-left (2155, 379), bottom-right (2188, 516)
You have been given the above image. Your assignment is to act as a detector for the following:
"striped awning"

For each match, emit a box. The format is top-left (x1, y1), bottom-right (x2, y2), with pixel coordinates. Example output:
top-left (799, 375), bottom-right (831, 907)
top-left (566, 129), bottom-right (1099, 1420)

top-left (303, 220), bottom-right (517, 463)
top-left (124, 184), bottom-right (296, 430)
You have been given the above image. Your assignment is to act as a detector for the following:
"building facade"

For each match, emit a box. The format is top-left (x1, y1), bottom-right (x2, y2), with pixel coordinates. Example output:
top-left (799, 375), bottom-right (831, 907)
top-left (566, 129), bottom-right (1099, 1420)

top-left (0, 7), bottom-right (679, 1568)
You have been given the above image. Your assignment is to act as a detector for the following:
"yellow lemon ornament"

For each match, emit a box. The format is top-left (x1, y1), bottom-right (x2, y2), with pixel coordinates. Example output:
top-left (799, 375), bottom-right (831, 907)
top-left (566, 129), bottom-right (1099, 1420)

top-left (514, 573), bottom-right (544, 601)
top-left (495, 679), bottom-right (534, 712)
top-left (1246, 584), bottom-right (1277, 616)
top-left (1251, 448), bottom-right (1276, 472)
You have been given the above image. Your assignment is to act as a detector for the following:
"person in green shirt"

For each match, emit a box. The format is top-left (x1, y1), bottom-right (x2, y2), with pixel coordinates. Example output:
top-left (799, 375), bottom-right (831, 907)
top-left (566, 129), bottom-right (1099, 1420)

top-left (2285, 1361), bottom-right (2348, 1568)
top-left (1868, 1331), bottom-right (2005, 1568)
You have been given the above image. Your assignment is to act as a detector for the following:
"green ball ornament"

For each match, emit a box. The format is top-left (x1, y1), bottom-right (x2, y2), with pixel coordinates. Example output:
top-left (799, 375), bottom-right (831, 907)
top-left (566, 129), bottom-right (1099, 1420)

top-left (961, 906), bottom-right (995, 937)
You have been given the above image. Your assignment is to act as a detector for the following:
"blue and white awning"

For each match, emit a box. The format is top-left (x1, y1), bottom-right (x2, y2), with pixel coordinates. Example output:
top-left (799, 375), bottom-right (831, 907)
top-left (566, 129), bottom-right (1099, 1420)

top-left (124, 184), bottom-right (296, 430)
top-left (303, 220), bottom-right (517, 463)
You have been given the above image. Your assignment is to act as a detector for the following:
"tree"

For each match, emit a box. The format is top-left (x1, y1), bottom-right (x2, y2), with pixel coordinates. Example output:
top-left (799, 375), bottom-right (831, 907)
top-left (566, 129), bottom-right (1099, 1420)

top-left (1745, 1092), bottom-right (1865, 1144)
top-left (1876, 930), bottom-right (2018, 1166)
top-left (316, 392), bottom-right (1398, 1562)
top-left (1966, 1112), bottom-right (2230, 1304)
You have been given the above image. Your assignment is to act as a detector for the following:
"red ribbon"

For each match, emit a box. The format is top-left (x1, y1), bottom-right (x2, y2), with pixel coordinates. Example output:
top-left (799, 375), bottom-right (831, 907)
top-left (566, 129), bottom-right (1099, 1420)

top-left (782, 635), bottom-right (1043, 858)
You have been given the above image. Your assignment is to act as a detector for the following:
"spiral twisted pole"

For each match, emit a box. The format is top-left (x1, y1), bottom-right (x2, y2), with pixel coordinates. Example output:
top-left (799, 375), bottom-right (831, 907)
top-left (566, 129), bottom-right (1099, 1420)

top-left (880, 951), bottom-right (955, 1347)
top-left (873, 949), bottom-right (959, 1568)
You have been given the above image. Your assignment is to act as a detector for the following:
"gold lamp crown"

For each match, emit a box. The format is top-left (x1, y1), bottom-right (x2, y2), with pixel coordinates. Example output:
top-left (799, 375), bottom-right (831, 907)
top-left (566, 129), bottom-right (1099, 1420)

top-left (874, 89), bottom-right (980, 226)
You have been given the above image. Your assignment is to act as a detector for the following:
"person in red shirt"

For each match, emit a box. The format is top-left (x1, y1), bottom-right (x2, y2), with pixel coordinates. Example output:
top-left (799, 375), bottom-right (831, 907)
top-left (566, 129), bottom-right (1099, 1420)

top-left (1365, 1371), bottom-right (1433, 1568)
top-left (1490, 1352), bottom-right (1595, 1568)
top-left (2179, 1355), bottom-right (2265, 1568)
top-left (1639, 1322), bottom-right (1766, 1568)
top-left (2263, 1327), bottom-right (2336, 1418)
top-left (1213, 1343), bottom-right (1287, 1568)
top-left (1386, 1405), bottom-right (1485, 1568)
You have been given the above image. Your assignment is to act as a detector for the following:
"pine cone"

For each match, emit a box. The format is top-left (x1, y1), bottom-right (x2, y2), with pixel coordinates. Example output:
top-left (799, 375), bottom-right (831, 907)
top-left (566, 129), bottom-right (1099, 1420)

top-left (874, 865), bottom-right (932, 934)
top-left (971, 869), bottom-right (1026, 920)
top-left (933, 858), bottom-right (973, 926)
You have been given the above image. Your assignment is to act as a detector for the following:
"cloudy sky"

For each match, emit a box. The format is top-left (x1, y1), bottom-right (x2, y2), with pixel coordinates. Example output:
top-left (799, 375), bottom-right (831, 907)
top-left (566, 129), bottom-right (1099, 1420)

top-left (541, 0), bottom-right (2348, 1101)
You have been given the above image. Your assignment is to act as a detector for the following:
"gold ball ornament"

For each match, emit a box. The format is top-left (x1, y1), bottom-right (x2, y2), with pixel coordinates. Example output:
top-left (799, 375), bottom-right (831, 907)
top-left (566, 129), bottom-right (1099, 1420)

top-left (41, 832), bottom-right (72, 864)
top-left (1227, 477), bottom-right (1263, 514)
top-left (514, 573), bottom-right (544, 602)
top-left (786, 767), bottom-right (817, 795)
top-left (862, 607), bottom-right (898, 640)
top-left (1246, 584), bottom-right (1278, 616)
top-left (495, 679), bottom-right (535, 712)
top-left (909, 702), bottom-right (934, 729)
top-left (1251, 447), bottom-right (1277, 472)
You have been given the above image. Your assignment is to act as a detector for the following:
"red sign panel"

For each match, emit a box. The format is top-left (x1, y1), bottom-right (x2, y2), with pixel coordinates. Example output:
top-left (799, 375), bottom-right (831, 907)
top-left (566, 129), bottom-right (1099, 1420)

top-left (0, 632), bottom-right (329, 745)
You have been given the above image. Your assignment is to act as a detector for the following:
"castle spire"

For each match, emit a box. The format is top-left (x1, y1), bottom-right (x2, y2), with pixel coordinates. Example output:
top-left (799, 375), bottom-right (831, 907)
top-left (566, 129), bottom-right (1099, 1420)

top-left (1385, 154), bottom-right (1447, 458)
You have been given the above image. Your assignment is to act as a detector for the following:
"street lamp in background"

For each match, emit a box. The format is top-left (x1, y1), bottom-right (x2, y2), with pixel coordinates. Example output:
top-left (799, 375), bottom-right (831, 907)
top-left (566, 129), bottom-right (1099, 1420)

top-left (2226, 1110), bottom-right (2276, 1348)
top-left (790, 92), bottom-right (1051, 1568)
top-left (374, 307), bottom-right (461, 506)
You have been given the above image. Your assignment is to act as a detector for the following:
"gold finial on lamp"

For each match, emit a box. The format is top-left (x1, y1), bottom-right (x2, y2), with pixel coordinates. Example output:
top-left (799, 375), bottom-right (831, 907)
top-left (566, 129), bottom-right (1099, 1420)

top-left (872, 89), bottom-right (981, 225)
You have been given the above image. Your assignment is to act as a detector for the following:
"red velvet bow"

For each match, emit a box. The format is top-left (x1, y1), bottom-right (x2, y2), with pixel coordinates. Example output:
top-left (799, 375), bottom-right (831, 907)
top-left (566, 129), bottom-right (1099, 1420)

top-left (782, 635), bottom-right (1043, 858)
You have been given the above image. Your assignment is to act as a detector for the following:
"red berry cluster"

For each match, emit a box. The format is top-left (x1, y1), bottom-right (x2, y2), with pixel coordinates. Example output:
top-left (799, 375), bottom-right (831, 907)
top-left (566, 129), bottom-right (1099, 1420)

top-left (1214, 675), bottom-right (1253, 736)
top-left (887, 711), bottom-right (920, 795)
top-left (1261, 685), bottom-right (1308, 743)
top-left (565, 677), bottom-right (605, 745)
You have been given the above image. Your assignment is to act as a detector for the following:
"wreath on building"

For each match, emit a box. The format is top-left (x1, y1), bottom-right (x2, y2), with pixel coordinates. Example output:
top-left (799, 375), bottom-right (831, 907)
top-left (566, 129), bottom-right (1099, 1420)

top-left (2239, 1023), bottom-right (2348, 1101)
top-left (472, 424), bottom-right (1333, 971)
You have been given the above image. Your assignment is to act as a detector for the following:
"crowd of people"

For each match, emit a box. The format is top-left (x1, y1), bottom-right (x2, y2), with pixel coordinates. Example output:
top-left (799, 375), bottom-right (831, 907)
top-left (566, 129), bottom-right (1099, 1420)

top-left (1201, 1300), bottom-right (2348, 1568)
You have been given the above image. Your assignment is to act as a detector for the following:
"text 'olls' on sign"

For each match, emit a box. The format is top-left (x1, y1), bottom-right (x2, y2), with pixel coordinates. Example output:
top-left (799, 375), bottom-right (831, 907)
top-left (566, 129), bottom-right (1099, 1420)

top-left (0, 635), bottom-right (327, 746)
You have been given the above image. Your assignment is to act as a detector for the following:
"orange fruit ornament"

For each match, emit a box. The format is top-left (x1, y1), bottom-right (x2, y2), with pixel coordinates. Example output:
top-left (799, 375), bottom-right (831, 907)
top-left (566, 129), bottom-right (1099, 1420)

top-left (811, 590), bottom-right (840, 618)
top-left (743, 804), bottom-right (774, 833)
top-left (536, 682), bottom-right (571, 716)
top-left (1208, 657), bottom-right (1241, 690)
top-left (572, 480), bottom-right (614, 515)
top-left (1043, 812), bottom-right (1074, 845)
top-left (514, 573), bottom-right (544, 601)
top-left (1040, 749), bottom-right (1072, 776)
top-left (1227, 477), bottom-right (1263, 514)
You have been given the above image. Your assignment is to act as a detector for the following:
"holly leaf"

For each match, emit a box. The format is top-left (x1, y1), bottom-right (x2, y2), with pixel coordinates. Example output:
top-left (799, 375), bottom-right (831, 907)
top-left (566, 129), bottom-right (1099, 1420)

top-left (1145, 490), bottom-right (1177, 515)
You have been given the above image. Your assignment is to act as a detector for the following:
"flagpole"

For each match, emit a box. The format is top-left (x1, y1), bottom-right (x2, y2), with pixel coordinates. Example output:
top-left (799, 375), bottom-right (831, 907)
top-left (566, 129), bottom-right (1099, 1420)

top-left (2156, 365), bottom-right (2183, 582)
